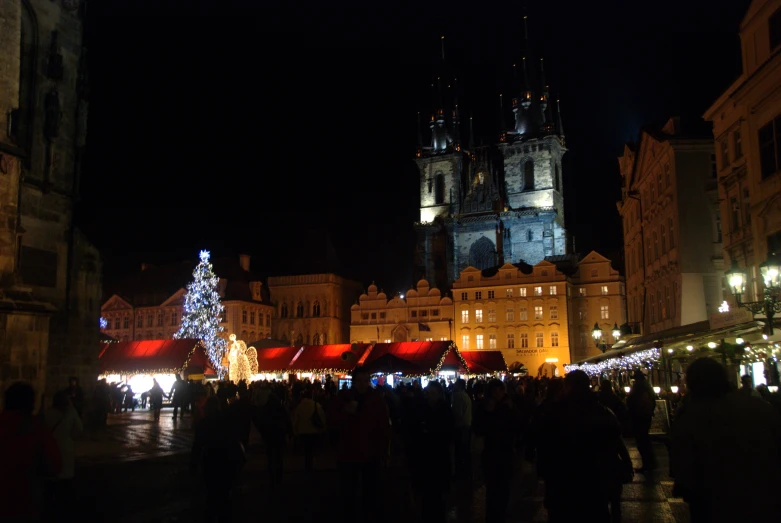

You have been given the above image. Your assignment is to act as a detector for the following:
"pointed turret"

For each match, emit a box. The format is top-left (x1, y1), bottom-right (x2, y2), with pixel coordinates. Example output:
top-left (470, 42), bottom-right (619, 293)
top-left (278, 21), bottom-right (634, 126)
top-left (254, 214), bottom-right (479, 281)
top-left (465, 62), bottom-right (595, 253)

top-left (468, 114), bottom-right (475, 151)
top-left (451, 77), bottom-right (461, 151)
top-left (521, 57), bottom-right (532, 109)
top-left (556, 97), bottom-right (565, 138)
top-left (416, 112), bottom-right (423, 158)
top-left (539, 58), bottom-right (549, 122)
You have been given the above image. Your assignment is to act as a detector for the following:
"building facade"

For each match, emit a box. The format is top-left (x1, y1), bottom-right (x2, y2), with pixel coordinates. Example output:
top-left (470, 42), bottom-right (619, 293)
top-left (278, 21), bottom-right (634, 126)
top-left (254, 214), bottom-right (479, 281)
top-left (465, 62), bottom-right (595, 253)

top-left (617, 117), bottom-right (722, 335)
top-left (452, 261), bottom-right (571, 377)
top-left (268, 273), bottom-right (362, 345)
top-left (566, 251), bottom-right (627, 362)
top-left (0, 0), bottom-right (101, 402)
top-left (101, 255), bottom-right (273, 344)
top-left (350, 279), bottom-right (454, 343)
top-left (705, 0), bottom-right (781, 305)
top-left (414, 41), bottom-right (567, 293)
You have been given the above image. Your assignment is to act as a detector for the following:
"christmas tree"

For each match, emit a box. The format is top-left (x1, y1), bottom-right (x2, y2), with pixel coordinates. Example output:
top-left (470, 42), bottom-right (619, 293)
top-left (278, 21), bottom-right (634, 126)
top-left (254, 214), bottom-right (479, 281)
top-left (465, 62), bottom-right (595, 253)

top-left (175, 250), bottom-right (227, 377)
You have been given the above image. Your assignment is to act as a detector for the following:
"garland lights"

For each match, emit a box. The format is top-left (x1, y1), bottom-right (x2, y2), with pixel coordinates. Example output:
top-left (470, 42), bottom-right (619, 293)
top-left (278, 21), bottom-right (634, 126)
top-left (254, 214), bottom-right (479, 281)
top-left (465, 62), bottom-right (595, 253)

top-left (564, 348), bottom-right (660, 377)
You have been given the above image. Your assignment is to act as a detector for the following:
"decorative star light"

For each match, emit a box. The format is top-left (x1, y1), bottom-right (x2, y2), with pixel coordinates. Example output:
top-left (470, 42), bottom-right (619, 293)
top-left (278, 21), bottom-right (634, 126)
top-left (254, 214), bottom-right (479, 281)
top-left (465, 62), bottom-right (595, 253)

top-left (99, 317), bottom-right (108, 329)
top-left (718, 300), bottom-right (730, 313)
top-left (199, 250), bottom-right (211, 262)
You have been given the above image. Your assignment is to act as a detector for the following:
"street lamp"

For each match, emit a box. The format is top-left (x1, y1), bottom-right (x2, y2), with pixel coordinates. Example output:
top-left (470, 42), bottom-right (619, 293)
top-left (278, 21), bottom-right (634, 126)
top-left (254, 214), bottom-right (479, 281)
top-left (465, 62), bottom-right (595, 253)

top-left (726, 254), bottom-right (781, 335)
top-left (592, 322), bottom-right (607, 353)
top-left (612, 323), bottom-right (621, 341)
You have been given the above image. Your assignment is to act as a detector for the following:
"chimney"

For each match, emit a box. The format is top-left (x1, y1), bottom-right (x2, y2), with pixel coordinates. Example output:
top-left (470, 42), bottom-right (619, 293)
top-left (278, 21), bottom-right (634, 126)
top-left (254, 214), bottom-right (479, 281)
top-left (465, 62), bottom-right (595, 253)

top-left (239, 254), bottom-right (250, 272)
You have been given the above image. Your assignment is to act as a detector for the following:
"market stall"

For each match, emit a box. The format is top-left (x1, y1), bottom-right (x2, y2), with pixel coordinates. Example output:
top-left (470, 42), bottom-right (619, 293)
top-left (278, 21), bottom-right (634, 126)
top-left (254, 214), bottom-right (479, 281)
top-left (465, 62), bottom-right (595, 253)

top-left (460, 350), bottom-right (509, 376)
top-left (361, 341), bottom-right (469, 386)
top-left (254, 345), bottom-right (303, 381)
top-left (286, 343), bottom-right (372, 382)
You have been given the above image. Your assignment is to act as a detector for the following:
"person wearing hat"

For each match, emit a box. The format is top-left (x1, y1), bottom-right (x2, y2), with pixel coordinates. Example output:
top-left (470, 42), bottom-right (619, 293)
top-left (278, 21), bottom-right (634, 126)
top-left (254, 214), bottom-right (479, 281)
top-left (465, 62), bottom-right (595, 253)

top-left (627, 369), bottom-right (657, 472)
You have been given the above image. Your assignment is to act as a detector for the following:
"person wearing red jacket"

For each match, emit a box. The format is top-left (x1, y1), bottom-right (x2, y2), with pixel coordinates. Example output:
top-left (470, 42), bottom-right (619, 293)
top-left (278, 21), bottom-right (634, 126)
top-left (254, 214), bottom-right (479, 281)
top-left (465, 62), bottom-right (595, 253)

top-left (0, 381), bottom-right (62, 522)
top-left (329, 366), bottom-right (390, 523)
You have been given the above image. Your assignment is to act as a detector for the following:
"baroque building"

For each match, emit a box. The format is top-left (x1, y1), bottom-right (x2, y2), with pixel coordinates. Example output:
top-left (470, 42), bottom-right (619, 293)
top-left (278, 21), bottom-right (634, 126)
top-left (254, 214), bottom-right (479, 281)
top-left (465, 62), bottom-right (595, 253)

top-left (414, 34), bottom-right (567, 293)
top-left (268, 273), bottom-right (362, 345)
top-left (350, 279), bottom-right (454, 343)
top-left (101, 255), bottom-right (273, 343)
top-left (617, 117), bottom-right (722, 335)
top-left (704, 0), bottom-right (781, 305)
top-left (0, 0), bottom-right (100, 403)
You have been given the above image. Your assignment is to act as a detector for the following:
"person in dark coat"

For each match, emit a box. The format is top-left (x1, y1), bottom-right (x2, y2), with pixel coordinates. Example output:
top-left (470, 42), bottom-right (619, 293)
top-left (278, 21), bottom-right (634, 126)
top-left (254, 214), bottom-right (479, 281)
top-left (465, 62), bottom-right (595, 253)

top-left (148, 379), bottom-right (165, 421)
top-left (251, 384), bottom-right (291, 495)
top-left (169, 375), bottom-right (189, 420)
top-left (627, 370), bottom-right (656, 472)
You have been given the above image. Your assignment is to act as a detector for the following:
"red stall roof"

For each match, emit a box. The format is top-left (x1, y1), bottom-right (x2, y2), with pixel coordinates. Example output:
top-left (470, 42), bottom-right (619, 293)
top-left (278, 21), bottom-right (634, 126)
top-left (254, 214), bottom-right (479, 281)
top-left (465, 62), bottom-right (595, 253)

top-left (362, 341), bottom-right (468, 376)
top-left (99, 339), bottom-right (211, 375)
top-left (255, 346), bottom-right (302, 373)
top-left (288, 344), bottom-right (371, 373)
top-left (460, 351), bottom-right (509, 374)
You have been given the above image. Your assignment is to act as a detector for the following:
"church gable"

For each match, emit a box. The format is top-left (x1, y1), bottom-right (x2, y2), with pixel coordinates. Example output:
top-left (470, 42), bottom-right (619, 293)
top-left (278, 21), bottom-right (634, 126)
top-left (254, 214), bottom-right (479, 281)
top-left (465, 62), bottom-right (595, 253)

top-left (102, 294), bottom-right (133, 312)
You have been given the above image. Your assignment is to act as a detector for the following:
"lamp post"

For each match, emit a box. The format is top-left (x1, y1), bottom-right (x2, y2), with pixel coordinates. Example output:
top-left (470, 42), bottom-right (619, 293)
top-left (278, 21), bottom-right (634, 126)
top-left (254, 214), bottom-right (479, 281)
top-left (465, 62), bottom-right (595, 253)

top-left (725, 253), bottom-right (781, 335)
top-left (592, 322), bottom-right (607, 353)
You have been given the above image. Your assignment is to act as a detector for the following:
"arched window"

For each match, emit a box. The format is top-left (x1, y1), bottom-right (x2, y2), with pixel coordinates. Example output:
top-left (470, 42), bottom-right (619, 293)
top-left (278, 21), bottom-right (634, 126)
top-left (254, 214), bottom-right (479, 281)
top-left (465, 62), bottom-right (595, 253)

top-left (468, 237), bottom-right (497, 270)
top-left (12, 1), bottom-right (38, 155)
top-left (527, 229), bottom-right (533, 242)
top-left (296, 302), bottom-right (304, 317)
top-left (434, 174), bottom-right (445, 204)
top-left (523, 160), bottom-right (535, 190)
top-left (554, 164), bottom-right (561, 192)
top-left (295, 333), bottom-right (304, 346)
top-left (280, 303), bottom-right (288, 318)
top-left (312, 301), bottom-right (321, 317)
top-left (312, 333), bottom-right (320, 345)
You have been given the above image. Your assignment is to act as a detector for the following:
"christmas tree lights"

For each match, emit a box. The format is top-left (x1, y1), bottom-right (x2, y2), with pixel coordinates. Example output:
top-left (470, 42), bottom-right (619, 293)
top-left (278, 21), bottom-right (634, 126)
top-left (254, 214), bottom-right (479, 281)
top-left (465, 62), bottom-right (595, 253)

top-left (174, 250), bottom-right (227, 378)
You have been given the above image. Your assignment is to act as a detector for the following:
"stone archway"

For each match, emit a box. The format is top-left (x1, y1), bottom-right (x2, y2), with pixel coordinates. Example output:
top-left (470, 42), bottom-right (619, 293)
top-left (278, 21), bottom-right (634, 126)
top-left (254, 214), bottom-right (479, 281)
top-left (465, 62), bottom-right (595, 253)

top-left (469, 236), bottom-right (497, 270)
top-left (537, 362), bottom-right (558, 378)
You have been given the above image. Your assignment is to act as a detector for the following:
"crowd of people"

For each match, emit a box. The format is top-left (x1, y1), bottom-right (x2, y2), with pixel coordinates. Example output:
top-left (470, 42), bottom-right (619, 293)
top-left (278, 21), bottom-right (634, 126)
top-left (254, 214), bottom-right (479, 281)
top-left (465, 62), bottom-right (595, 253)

top-left (1, 357), bottom-right (780, 523)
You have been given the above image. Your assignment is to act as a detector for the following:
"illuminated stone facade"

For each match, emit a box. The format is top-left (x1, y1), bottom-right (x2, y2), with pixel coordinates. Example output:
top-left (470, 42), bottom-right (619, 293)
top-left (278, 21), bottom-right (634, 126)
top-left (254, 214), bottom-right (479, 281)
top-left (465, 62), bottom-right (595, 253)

top-left (101, 255), bottom-right (273, 344)
top-left (414, 51), bottom-right (567, 293)
top-left (705, 0), bottom-right (781, 305)
top-left (617, 117), bottom-right (722, 335)
top-left (268, 273), bottom-right (362, 345)
top-left (350, 279), bottom-right (454, 343)
top-left (0, 0), bottom-right (101, 403)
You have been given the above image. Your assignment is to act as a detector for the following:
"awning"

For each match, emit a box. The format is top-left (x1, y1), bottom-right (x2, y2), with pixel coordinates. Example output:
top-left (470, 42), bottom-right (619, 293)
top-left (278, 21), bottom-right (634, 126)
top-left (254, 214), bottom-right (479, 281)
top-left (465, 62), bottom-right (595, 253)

top-left (362, 341), bottom-right (468, 376)
top-left (460, 351), bottom-right (509, 374)
top-left (288, 343), bottom-right (371, 374)
top-left (99, 339), bottom-right (212, 375)
top-left (256, 346), bottom-right (302, 374)
top-left (363, 353), bottom-right (425, 376)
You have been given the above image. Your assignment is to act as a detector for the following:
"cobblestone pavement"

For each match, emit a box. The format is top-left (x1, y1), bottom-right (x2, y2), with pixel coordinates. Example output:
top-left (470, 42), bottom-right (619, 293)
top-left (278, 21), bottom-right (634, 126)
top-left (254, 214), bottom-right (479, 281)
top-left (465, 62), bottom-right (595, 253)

top-left (73, 411), bottom-right (690, 523)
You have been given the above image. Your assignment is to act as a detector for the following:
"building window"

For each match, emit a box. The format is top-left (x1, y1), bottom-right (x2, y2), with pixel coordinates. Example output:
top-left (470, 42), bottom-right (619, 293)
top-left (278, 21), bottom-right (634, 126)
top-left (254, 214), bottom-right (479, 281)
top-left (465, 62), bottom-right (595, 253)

top-left (668, 218), bottom-right (676, 249)
top-left (661, 225), bottom-right (667, 253)
top-left (731, 197), bottom-right (741, 231)
top-left (549, 286), bottom-right (557, 295)
top-left (431, 309), bottom-right (438, 317)
top-left (657, 172), bottom-right (663, 194)
top-left (114, 318), bottom-right (120, 330)
top-left (744, 188), bottom-right (751, 226)
top-left (171, 312), bottom-right (177, 326)
top-left (579, 288), bottom-right (586, 297)
top-left (770, 8), bottom-right (781, 50)
top-left (487, 290), bottom-right (495, 299)
top-left (475, 291), bottom-right (482, 300)
top-left (664, 286), bottom-right (671, 320)
top-left (520, 333), bottom-right (528, 348)
top-left (440, 337), bottom-right (448, 341)
top-left (601, 285), bottom-right (609, 295)
top-left (155, 312), bottom-right (162, 327)
top-left (281, 303), bottom-right (288, 318)
top-left (653, 231), bottom-right (659, 260)
top-left (371, 312), bottom-right (377, 319)
top-left (759, 117), bottom-right (781, 179)
top-left (489, 334), bottom-right (497, 349)
top-left (424, 337), bottom-right (434, 342)
top-left (475, 309), bottom-right (483, 323)
top-left (534, 286), bottom-right (542, 296)
top-left (379, 311), bottom-right (386, 319)
top-left (461, 292), bottom-right (468, 300)
top-left (536, 332), bottom-right (544, 348)
top-left (362, 313), bottom-right (369, 320)
top-left (720, 140), bottom-right (729, 168)
top-left (137, 315), bottom-right (143, 328)
top-left (551, 332), bottom-right (559, 347)
top-left (523, 160), bottom-right (535, 190)
top-left (266, 314), bottom-right (270, 327)
top-left (505, 288), bottom-right (513, 297)
top-left (534, 306), bottom-right (543, 320)
top-left (487, 309), bottom-right (496, 322)
top-left (123, 316), bottom-right (129, 329)
top-left (507, 333), bottom-right (515, 348)
top-left (250, 311), bottom-right (255, 325)
top-left (312, 301), bottom-right (321, 317)
top-left (549, 305), bottom-right (558, 319)
top-left (411, 310), bottom-right (417, 318)
top-left (296, 302), bottom-right (304, 317)
top-left (519, 307), bottom-right (528, 321)
top-left (476, 334), bottom-right (484, 350)
top-left (506, 308), bottom-right (514, 321)
top-left (733, 129), bottom-right (743, 159)
top-left (467, 275), bottom-right (474, 282)
top-left (519, 287), bottom-right (527, 297)
top-left (147, 314), bottom-right (153, 327)
top-left (242, 310), bottom-right (248, 324)
top-left (434, 174), bottom-right (445, 204)
top-left (600, 304), bottom-right (609, 319)
top-left (461, 310), bottom-right (469, 323)
top-left (420, 310), bottom-right (428, 317)
top-left (462, 335), bottom-right (470, 349)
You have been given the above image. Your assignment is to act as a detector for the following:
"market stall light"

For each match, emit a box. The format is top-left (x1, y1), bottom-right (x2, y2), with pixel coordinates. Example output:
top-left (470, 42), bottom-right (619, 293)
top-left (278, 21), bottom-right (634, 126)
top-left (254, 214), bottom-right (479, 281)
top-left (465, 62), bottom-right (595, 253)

top-left (564, 347), bottom-right (660, 377)
top-left (686, 345), bottom-right (694, 351)
top-left (670, 386), bottom-right (679, 394)
top-left (735, 337), bottom-right (745, 345)
top-left (763, 334), bottom-right (769, 340)
top-left (624, 386), bottom-right (631, 393)
top-left (653, 386), bottom-right (661, 394)
top-left (707, 342), bottom-right (718, 349)
top-left (769, 386), bottom-right (779, 393)
top-left (667, 348), bottom-right (674, 354)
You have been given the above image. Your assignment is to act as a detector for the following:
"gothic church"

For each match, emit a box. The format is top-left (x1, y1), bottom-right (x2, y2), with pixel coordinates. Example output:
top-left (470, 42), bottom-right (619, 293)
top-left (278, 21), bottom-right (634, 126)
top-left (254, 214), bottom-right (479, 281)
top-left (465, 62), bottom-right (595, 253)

top-left (414, 32), bottom-right (567, 292)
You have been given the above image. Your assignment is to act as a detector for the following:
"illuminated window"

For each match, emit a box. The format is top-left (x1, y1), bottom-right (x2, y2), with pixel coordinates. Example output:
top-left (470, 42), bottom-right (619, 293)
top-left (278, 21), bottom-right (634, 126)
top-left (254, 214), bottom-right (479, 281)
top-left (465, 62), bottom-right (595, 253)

top-left (507, 333), bottom-right (515, 348)
top-left (519, 307), bottom-right (528, 321)
top-left (520, 333), bottom-right (528, 348)
top-left (549, 286), bottom-right (557, 295)
top-left (549, 305), bottom-right (558, 319)
top-left (475, 291), bottom-right (482, 300)
top-left (505, 288), bottom-right (513, 297)
top-left (487, 309), bottom-right (496, 322)
top-left (461, 310), bottom-right (469, 323)
top-left (534, 306), bottom-right (543, 320)
top-left (242, 310), bottom-right (247, 324)
top-left (506, 308), bottom-right (514, 321)
top-left (488, 290), bottom-right (495, 299)
top-left (579, 288), bottom-right (586, 296)
top-left (551, 332), bottom-right (559, 347)
top-left (489, 334), bottom-right (497, 349)
top-left (425, 337), bottom-right (434, 342)
top-left (601, 305), bottom-right (609, 319)
top-left (461, 334), bottom-right (470, 349)
top-left (440, 337), bottom-right (448, 341)
top-left (250, 311), bottom-right (255, 325)
top-left (475, 309), bottom-right (483, 323)
top-left (536, 332), bottom-right (544, 348)
top-left (534, 287), bottom-right (542, 296)
top-left (601, 285), bottom-right (609, 295)
top-left (476, 334), bottom-right (484, 349)
top-left (519, 287), bottom-right (527, 297)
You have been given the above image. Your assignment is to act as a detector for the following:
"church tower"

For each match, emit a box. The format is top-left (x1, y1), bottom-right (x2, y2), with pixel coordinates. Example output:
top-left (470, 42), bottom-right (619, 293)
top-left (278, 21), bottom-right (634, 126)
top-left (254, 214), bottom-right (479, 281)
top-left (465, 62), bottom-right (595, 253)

top-left (414, 20), bottom-right (568, 291)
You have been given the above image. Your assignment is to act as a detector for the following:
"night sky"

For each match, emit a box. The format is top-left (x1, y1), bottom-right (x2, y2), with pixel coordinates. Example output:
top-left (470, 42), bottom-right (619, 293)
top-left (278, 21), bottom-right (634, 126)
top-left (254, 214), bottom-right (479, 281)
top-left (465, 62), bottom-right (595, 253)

top-left (79, 0), bottom-right (750, 296)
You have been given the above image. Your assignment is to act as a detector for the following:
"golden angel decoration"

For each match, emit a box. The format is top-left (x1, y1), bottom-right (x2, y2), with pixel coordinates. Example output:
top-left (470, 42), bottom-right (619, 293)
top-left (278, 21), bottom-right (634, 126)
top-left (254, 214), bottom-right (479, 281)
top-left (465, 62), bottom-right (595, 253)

top-left (227, 334), bottom-right (258, 384)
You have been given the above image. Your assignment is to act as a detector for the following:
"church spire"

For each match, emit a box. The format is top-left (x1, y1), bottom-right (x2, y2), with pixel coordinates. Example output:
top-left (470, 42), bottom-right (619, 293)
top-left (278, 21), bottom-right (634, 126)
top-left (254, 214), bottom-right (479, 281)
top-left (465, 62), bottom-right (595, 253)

top-left (521, 57), bottom-right (532, 109)
top-left (556, 97), bottom-right (565, 138)
top-left (539, 58), bottom-right (549, 122)
top-left (468, 114), bottom-right (475, 151)
top-left (416, 112), bottom-right (423, 157)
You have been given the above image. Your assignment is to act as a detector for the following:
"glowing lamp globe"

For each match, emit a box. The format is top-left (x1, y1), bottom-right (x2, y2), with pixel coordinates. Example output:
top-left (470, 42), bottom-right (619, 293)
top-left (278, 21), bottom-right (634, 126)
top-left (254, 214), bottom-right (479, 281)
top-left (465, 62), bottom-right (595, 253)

top-left (760, 252), bottom-right (781, 289)
top-left (591, 323), bottom-right (603, 341)
top-left (611, 323), bottom-right (621, 340)
top-left (671, 386), bottom-right (679, 394)
top-left (726, 261), bottom-right (747, 298)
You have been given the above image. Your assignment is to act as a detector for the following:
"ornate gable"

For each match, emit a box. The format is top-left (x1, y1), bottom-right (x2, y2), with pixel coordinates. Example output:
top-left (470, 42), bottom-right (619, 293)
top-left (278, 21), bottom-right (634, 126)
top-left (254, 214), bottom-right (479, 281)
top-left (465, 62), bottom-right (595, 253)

top-left (101, 294), bottom-right (133, 312)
